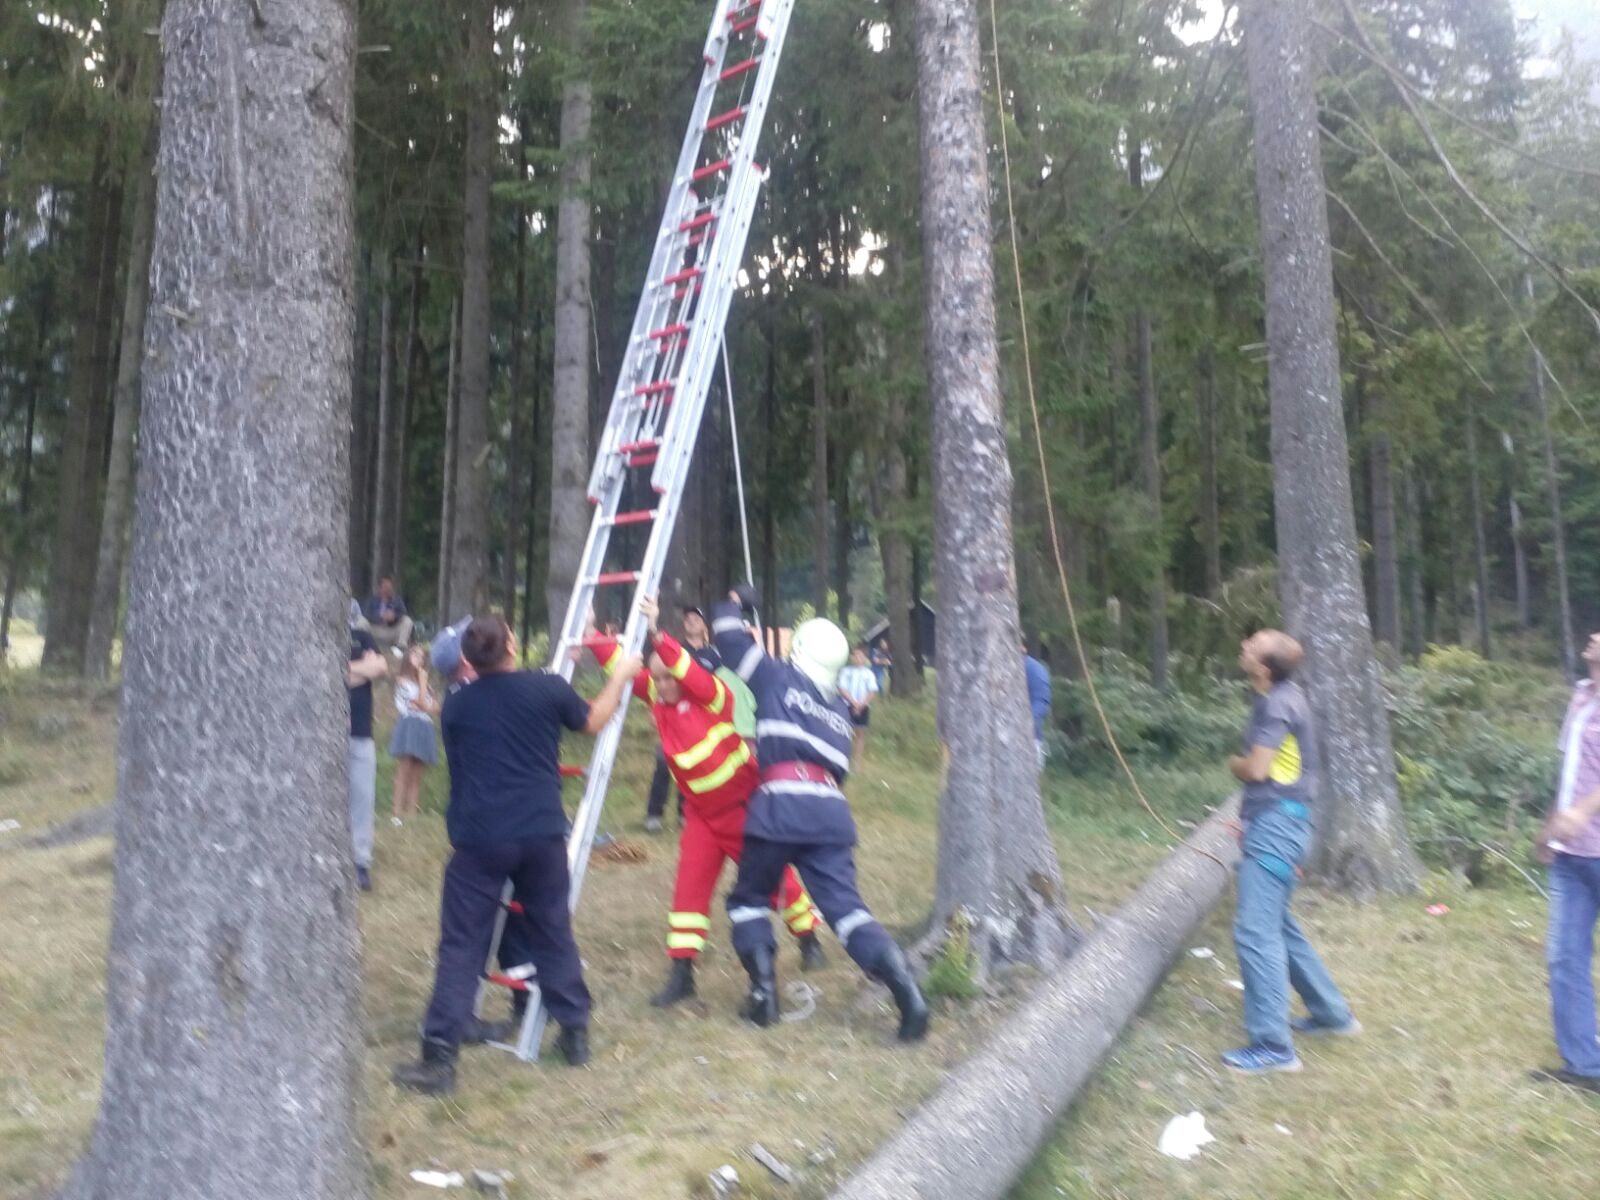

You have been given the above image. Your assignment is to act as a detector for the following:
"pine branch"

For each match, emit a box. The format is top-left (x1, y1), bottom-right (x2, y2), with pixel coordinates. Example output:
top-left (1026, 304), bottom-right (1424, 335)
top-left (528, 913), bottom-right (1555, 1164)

top-left (1329, 0), bottom-right (1600, 343)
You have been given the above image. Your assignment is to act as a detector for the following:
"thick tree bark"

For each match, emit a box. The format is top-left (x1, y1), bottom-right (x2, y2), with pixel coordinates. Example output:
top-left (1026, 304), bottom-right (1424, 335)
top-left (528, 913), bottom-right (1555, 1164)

top-left (546, 0), bottom-right (593, 639)
top-left (437, 294), bottom-right (462, 622)
top-left (1464, 391), bottom-right (1492, 659)
top-left (60, 2), bottom-right (367, 1196)
top-left (1242, 0), bottom-right (1419, 894)
top-left (831, 801), bottom-right (1241, 1200)
top-left (809, 308), bottom-right (832, 615)
top-left (349, 250), bottom-right (373, 595)
top-left (85, 110), bottom-right (161, 681)
top-left (367, 272), bottom-right (395, 584)
top-left (43, 145), bottom-right (125, 673)
top-left (1366, 388), bottom-right (1402, 653)
top-left (451, 0), bottom-right (494, 619)
top-left (1197, 341), bottom-right (1222, 598)
top-left (392, 249), bottom-right (424, 586)
top-left (914, 0), bottom-right (1073, 970)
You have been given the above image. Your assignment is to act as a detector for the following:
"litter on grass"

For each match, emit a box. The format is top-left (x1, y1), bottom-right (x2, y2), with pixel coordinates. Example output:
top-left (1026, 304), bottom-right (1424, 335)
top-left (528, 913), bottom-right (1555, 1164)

top-left (1189, 947), bottom-right (1215, 960)
top-left (1426, 904), bottom-right (1450, 916)
top-left (1226, 979), bottom-right (1245, 990)
top-left (409, 1169), bottom-right (464, 1188)
top-left (0, 819), bottom-right (20, 834)
top-left (1157, 1111), bottom-right (1216, 1161)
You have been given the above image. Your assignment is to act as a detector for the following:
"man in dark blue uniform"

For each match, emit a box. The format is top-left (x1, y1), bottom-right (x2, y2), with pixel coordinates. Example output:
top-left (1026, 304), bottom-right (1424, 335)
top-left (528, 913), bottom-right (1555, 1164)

top-left (392, 615), bottom-right (643, 1094)
top-left (713, 587), bottom-right (929, 1041)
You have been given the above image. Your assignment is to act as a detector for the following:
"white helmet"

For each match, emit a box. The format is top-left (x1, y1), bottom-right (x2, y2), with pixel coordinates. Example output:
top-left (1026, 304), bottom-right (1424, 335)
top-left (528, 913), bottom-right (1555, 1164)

top-left (789, 617), bottom-right (850, 694)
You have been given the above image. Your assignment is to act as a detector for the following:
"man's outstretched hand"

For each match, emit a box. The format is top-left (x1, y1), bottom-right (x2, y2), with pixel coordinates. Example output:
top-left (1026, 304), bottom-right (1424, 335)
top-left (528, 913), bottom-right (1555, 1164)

top-left (640, 595), bottom-right (660, 637)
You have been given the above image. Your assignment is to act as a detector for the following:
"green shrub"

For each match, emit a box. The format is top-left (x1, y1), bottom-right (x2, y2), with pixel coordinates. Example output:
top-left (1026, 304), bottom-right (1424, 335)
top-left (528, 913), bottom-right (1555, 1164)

top-left (1052, 651), bottom-right (1241, 770)
top-left (923, 911), bottom-right (982, 1001)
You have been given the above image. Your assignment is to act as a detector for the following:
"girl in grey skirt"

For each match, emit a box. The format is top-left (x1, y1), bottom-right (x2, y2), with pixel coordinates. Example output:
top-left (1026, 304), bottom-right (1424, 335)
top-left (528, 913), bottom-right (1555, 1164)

top-left (389, 643), bottom-right (439, 824)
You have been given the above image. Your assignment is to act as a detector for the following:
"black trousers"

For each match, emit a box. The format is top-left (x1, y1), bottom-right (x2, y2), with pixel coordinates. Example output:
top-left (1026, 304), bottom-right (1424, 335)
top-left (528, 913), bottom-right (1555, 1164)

top-left (727, 835), bottom-right (894, 975)
top-left (645, 746), bottom-right (688, 821)
top-left (422, 837), bottom-right (590, 1045)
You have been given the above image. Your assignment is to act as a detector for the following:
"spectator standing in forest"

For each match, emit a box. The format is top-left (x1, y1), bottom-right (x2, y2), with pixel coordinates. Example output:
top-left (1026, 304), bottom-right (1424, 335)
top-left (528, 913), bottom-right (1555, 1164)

top-left (1023, 642), bottom-right (1052, 767)
top-left (1222, 630), bottom-right (1357, 1075)
top-left (838, 644), bottom-right (880, 764)
top-left (347, 604), bottom-right (387, 891)
top-left (871, 637), bottom-right (892, 694)
top-left (388, 643), bottom-right (439, 825)
top-left (364, 576), bottom-right (414, 654)
top-left (1531, 631), bottom-right (1600, 1096)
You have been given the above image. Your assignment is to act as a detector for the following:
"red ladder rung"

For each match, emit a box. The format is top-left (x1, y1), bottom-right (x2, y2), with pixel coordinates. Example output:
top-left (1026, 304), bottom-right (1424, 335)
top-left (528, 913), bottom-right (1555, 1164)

top-left (559, 764), bottom-right (588, 777)
top-left (618, 438), bottom-right (660, 454)
top-left (648, 322), bottom-right (690, 341)
top-left (594, 571), bottom-right (640, 586)
top-left (662, 267), bottom-right (702, 286)
top-left (678, 212), bottom-right (716, 233)
top-left (635, 380), bottom-right (675, 396)
top-left (706, 105), bottom-right (747, 132)
top-left (609, 509), bottom-right (657, 526)
top-left (692, 159), bottom-right (732, 183)
top-left (628, 452), bottom-right (659, 468)
top-left (485, 972), bottom-right (531, 992)
top-left (721, 55), bottom-right (761, 82)
top-left (726, 0), bottom-right (762, 20)
top-left (504, 900), bottom-right (524, 914)
top-left (730, 14), bottom-right (760, 34)
top-left (687, 231), bottom-right (714, 248)
top-left (672, 284), bottom-right (703, 301)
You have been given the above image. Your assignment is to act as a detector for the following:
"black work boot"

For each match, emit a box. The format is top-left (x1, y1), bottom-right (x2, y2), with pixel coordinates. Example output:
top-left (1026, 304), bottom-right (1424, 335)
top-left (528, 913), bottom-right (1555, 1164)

top-left (555, 1024), bottom-right (590, 1066)
top-left (797, 931), bottom-right (827, 972)
top-left (650, 958), bottom-right (697, 1008)
top-left (873, 943), bottom-right (931, 1042)
top-left (392, 1036), bottom-right (458, 1095)
top-left (738, 945), bottom-right (780, 1027)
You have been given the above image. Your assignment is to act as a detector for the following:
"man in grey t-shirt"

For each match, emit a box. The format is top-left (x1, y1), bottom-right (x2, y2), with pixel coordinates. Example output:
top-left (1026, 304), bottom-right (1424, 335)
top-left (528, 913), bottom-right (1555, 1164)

top-left (1221, 630), bottom-right (1356, 1075)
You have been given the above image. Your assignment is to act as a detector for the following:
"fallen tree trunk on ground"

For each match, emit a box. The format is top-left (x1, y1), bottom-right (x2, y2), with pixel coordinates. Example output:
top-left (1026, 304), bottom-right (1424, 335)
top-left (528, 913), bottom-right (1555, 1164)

top-left (832, 796), bottom-right (1241, 1200)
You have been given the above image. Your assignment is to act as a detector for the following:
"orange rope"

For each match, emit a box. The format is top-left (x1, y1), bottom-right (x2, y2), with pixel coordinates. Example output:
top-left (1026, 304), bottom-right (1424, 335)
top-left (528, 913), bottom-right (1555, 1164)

top-left (985, 0), bottom-right (1228, 871)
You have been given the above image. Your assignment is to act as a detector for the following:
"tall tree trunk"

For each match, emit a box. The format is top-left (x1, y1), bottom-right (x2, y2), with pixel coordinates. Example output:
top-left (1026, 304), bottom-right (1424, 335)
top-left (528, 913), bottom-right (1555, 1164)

top-left (2, 210), bottom-right (55, 656)
top-left (393, 248), bottom-right (424, 586)
top-left (1133, 311), bottom-right (1167, 689)
top-left (503, 133), bottom-right (529, 624)
top-left (1197, 341), bottom-right (1222, 598)
top-left (1508, 445), bottom-right (1531, 630)
top-left (437, 295), bottom-right (462, 621)
top-left (522, 305), bottom-right (545, 648)
top-left (546, 0), bottom-right (593, 639)
top-left (809, 308), bottom-right (831, 616)
top-left (1366, 387), bottom-right (1402, 653)
top-left (761, 298), bottom-right (779, 636)
top-left (367, 270), bottom-right (396, 585)
top-left (1401, 461), bottom-right (1427, 658)
top-left (1464, 391), bottom-right (1492, 659)
top-left (451, 0), bottom-right (494, 619)
top-left (878, 353), bottom-right (921, 698)
top-left (834, 433), bottom-right (853, 631)
top-left (43, 145), bottom-right (125, 673)
top-left (1242, 0), bottom-right (1419, 894)
top-left (1526, 273), bottom-right (1575, 669)
top-left (85, 109), bottom-right (161, 681)
top-left (60, 2), bottom-right (366, 1195)
top-left (349, 248), bottom-right (373, 594)
top-left (913, 0), bottom-right (1072, 970)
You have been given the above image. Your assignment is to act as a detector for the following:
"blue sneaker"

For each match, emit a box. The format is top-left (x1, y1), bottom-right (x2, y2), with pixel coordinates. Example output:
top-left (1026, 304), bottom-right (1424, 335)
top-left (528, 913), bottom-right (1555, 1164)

top-left (1221, 1043), bottom-right (1303, 1074)
top-left (1291, 1015), bottom-right (1362, 1038)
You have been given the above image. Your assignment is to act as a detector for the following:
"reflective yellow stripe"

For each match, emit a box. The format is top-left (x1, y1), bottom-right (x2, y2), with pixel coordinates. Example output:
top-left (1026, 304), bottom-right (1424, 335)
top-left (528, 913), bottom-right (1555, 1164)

top-left (646, 676), bottom-right (658, 705)
top-left (599, 645), bottom-right (621, 673)
top-left (1269, 734), bottom-right (1302, 785)
top-left (706, 679), bottom-right (727, 715)
top-left (782, 893), bottom-right (815, 922)
top-left (686, 742), bottom-right (752, 794)
top-left (666, 931), bottom-right (706, 951)
top-left (668, 911), bottom-right (712, 931)
top-left (674, 723), bottom-right (738, 770)
top-left (667, 647), bottom-right (691, 679)
top-left (785, 910), bottom-right (818, 933)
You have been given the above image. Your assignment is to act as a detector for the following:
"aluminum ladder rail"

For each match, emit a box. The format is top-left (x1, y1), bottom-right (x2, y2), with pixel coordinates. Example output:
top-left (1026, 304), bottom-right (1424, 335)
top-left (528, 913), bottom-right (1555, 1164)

top-left (478, 0), bottom-right (798, 1062)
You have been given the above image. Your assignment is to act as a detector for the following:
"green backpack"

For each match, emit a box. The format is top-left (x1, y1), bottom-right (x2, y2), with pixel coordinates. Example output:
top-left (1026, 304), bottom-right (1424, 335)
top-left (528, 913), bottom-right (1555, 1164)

top-left (716, 666), bottom-right (758, 741)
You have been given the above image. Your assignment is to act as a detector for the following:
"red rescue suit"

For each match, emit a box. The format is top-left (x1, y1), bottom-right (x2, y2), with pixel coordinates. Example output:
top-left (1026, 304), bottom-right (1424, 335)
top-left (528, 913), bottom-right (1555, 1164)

top-left (594, 632), bottom-right (819, 958)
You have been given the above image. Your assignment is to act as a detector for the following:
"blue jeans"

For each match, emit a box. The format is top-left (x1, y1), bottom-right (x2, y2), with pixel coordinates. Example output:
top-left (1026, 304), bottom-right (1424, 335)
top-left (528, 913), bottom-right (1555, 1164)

top-left (1547, 852), bottom-right (1600, 1077)
top-left (1234, 805), bottom-right (1352, 1052)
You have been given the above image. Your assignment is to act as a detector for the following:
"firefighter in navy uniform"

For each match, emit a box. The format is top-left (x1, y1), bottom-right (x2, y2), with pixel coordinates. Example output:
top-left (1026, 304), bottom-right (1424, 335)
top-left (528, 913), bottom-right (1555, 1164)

top-left (712, 586), bottom-right (930, 1041)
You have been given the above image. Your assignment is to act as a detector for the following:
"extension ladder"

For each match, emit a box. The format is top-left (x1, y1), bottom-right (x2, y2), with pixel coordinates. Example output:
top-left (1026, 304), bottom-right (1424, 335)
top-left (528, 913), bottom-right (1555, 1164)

top-left (475, 0), bottom-right (798, 1062)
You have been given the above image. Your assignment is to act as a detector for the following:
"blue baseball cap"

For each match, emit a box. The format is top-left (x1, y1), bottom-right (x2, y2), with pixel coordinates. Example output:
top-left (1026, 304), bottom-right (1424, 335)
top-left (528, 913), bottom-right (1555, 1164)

top-left (430, 616), bottom-right (473, 676)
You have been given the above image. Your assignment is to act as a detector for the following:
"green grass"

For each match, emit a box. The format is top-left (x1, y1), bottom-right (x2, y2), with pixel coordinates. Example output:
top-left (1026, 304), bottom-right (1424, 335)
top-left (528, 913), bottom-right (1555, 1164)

top-left (1, 671), bottom-right (1594, 1199)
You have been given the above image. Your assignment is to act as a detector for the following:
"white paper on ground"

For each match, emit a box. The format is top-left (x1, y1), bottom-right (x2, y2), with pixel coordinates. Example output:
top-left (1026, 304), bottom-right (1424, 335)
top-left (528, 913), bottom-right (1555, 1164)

top-left (1189, 947), bottom-right (1215, 959)
top-left (1157, 1111), bottom-right (1216, 1160)
top-left (408, 1170), bottom-right (464, 1188)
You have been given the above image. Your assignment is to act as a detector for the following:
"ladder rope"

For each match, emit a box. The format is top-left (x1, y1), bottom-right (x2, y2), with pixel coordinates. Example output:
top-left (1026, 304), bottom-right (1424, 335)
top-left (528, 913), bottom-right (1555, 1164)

top-left (722, 342), bottom-right (757, 587)
top-left (985, 0), bottom-right (1228, 871)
